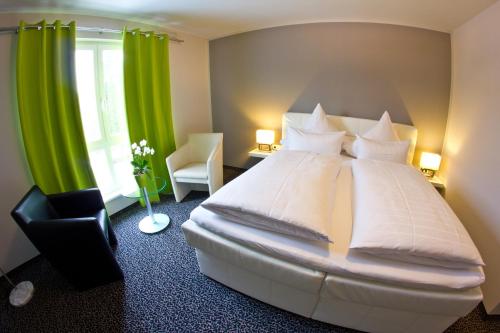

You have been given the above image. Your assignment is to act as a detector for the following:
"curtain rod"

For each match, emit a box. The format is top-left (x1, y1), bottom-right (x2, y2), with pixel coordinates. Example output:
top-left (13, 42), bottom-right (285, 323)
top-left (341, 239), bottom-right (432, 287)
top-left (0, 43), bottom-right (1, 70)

top-left (0, 25), bottom-right (184, 43)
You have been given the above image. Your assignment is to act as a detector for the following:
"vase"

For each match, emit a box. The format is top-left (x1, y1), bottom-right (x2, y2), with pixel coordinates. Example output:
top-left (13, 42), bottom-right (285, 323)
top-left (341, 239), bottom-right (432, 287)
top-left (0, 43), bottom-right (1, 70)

top-left (135, 172), bottom-right (151, 190)
top-left (134, 171), bottom-right (159, 206)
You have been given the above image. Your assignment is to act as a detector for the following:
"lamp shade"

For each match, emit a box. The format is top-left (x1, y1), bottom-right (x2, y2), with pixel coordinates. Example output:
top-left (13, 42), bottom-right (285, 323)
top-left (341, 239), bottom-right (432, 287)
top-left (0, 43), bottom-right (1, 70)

top-left (420, 152), bottom-right (441, 171)
top-left (256, 130), bottom-right (275, 145)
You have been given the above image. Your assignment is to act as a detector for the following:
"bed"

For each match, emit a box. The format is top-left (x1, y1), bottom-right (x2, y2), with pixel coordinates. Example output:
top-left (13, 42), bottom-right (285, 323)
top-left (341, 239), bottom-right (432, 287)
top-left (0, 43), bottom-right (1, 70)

top-left (181, 112), bottom-right (483, 333)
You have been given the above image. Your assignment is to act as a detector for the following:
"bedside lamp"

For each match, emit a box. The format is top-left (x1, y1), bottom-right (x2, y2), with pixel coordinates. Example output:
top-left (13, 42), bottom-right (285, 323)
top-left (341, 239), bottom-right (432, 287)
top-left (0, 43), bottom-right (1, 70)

top-left (420, 152), bottom-right (441, 178)
top-left (256, 129), bottom-right (275, 151)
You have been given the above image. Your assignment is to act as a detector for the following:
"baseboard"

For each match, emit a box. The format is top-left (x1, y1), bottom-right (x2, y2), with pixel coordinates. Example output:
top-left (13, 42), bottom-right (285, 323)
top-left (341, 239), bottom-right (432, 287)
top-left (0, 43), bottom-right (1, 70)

top-left (106, 195), bottom-right (137, 216)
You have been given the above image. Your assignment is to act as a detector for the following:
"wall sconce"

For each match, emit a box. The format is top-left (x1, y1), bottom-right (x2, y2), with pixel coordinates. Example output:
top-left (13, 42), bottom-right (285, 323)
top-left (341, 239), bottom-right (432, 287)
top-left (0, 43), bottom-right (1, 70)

top-left (420, 152), bottom-right (441, 178)
top-left (256, 129), bottom-right (275, 151)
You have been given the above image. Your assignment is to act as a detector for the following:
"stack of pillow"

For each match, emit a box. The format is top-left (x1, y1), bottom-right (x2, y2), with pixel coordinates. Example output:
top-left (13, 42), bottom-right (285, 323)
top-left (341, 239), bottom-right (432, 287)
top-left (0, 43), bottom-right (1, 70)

top-left (283, 104), bottom-right (345, 156)
top-left (283, 104), bottom-right (410, 164)
top-left (348, 111), bottom-right (410, 164)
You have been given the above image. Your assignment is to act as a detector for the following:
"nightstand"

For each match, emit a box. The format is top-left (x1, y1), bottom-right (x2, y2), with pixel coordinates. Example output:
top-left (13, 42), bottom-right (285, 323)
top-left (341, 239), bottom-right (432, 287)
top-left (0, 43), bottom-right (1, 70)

top-left (248, 148), bottom-right (273, 158)
top-left (428, 176), bottom-right (446, 196)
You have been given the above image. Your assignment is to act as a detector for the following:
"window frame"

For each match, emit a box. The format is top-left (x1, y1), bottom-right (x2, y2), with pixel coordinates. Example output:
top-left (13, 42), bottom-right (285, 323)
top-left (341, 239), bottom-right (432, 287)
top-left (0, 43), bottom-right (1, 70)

top-left (76, 38), bottom-right (132, 201)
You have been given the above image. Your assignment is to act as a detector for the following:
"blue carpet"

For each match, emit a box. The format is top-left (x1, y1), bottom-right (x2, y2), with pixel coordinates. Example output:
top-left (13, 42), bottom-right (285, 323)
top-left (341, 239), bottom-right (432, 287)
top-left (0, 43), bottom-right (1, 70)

top-left (1, 191), bottom-right (499, 332)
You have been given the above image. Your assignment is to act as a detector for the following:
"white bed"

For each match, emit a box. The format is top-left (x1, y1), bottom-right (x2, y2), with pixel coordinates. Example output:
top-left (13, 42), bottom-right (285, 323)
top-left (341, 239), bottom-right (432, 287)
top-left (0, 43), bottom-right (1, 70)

top-left (181, 113), bottom-right (483, 333)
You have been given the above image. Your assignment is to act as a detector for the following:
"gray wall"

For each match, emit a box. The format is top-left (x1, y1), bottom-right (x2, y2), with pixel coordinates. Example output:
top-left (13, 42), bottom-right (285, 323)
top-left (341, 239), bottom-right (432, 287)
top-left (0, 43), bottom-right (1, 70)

top-left (210, 22), bottom-right (451, 168)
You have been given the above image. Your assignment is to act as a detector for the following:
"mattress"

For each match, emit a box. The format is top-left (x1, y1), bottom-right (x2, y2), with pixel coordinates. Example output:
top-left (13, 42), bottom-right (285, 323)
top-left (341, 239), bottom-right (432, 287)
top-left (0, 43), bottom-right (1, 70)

top-left (189, 161), bottom-right (484, 291)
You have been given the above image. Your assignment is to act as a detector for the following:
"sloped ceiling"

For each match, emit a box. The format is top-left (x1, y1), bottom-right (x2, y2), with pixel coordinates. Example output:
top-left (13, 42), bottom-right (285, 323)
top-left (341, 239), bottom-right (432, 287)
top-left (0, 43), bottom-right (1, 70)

top-left (0, 0), bottom-right (496, 39)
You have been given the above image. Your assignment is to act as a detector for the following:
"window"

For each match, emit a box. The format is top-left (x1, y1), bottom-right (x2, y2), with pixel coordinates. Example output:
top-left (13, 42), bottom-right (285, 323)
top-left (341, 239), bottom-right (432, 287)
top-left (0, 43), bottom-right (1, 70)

top-left (75, 40), bottom-right (134, 201)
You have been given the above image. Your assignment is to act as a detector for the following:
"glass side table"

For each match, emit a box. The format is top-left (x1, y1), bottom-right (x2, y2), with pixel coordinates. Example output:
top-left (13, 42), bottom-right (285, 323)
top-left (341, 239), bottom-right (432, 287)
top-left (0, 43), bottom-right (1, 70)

top-left (122, 177), bottom-right (170, 234)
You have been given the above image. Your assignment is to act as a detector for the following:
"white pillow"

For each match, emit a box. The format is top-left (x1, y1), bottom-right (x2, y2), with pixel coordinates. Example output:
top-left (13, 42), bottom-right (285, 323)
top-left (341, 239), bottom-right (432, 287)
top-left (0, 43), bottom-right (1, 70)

top-left (303, 103), bottom-right (339, 133)
top-left (363, 111), bottom-right (400, 141)
top-left (351, 111), bottom-right (400, 157)
top-left (355, 136), bottom-right (409, 164)
top-left (284, 127), bottom-right (345, 155)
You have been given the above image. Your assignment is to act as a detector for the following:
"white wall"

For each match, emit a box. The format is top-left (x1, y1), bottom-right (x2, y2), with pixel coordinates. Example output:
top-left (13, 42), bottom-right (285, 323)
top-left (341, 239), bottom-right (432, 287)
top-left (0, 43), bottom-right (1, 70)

top-left (443, 0), bottom-right (500, 314)
top-left (0, 27), bottom-right (38, 272)
top-left (0, 13), bottom-right (212, 273)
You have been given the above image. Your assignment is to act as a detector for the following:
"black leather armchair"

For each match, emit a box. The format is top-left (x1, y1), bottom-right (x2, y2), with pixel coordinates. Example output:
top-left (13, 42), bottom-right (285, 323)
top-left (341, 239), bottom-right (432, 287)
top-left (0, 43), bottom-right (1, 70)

top-left (11, 186), bottom-right (124, 290)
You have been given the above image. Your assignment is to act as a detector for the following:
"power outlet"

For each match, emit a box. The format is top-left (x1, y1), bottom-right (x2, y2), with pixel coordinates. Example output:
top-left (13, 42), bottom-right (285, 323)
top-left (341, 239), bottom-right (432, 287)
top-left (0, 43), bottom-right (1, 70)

top-left (271, 144), bottom-right (282, 151)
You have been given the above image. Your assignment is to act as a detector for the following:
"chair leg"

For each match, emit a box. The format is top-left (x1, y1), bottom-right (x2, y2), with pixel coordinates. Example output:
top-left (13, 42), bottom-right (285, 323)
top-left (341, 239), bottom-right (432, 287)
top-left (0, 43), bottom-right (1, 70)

top-left (173, 182), bottom-right (192, 202)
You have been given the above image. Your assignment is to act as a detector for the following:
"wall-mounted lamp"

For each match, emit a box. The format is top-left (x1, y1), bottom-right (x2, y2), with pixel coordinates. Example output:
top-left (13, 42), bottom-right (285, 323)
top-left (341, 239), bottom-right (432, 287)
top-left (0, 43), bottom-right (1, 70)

top-left (256, 129), bottom-right (275, 151)
top-left (420, 152), bottom-right (441, 178)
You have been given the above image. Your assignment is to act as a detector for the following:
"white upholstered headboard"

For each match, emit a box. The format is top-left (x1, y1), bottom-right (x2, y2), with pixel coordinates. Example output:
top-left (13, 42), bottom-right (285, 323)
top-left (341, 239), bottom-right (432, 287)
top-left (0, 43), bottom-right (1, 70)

top-left (281, 113), bottom-right (418, 163)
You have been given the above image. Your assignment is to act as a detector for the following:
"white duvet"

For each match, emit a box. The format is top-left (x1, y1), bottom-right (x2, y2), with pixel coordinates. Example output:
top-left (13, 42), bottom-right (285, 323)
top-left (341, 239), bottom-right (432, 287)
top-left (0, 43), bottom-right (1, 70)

top-left (201, 150), bottom-right (342, 243)
top-left (187, 162), bottom-right (485, 290)
top-left (350, 159), bottom-right (484, 269)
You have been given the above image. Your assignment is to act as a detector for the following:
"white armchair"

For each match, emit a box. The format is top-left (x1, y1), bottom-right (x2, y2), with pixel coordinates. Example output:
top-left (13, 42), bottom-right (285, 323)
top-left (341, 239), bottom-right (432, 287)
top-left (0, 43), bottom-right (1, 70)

top-left (166, 133), bottom-right (223, 202)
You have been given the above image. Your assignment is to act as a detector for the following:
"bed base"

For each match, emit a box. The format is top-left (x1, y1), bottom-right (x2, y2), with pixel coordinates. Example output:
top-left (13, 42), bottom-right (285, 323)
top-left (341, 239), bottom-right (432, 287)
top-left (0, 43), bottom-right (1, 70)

top-left (196, 250), bottom-right (321, 317)
top-left (184, 220), bottom-right (482, 333)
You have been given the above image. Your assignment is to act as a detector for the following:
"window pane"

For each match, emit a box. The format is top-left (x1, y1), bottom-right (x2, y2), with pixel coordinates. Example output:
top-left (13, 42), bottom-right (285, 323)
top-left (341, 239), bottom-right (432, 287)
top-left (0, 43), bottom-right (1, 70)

top-left (89, 149), bottom-right (114, 195)
top-left (110, 143), bottom-right (136, 195)
top-left (102, 49), bottom-right (128, 138)
top-left (75, 50), bottom-right (102, 142)
top-left (111, 143), bottom-right (130, 161)
top-left (114, 159), bottom-right (136, 191)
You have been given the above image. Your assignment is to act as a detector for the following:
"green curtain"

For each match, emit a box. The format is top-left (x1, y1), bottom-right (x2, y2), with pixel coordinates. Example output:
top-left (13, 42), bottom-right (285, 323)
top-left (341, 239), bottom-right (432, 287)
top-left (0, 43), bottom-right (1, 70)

top-left (16, 20), bottom-right (96, 194)
top-left (123, 29), bottom-right (176, 199)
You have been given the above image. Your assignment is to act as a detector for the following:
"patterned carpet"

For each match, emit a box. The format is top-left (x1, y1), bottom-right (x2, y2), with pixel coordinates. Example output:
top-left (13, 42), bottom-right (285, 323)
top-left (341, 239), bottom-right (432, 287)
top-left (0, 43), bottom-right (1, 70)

top-left (1, 191), bottom-right (499, 333)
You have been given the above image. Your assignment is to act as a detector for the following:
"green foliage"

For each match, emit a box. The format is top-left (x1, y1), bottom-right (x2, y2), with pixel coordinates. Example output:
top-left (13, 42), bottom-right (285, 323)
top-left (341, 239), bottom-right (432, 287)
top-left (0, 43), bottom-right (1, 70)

top-left (130, 139), bottom-right (155, 176)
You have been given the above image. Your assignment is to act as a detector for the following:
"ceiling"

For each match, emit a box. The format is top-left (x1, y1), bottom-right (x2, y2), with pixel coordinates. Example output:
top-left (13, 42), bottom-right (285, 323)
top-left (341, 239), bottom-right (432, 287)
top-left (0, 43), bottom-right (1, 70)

top-left (0, 0), bottom-right (496, 39)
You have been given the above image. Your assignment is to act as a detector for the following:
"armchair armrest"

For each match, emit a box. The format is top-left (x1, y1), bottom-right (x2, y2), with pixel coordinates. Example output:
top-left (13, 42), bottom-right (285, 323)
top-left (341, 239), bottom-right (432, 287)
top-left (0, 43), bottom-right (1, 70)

top-left (33, 217), bottom-right (97, 226)
top-left (207, 141), bottom-right (223, 194)
top-left (207, 143), bottom-right (221, 168)
top-left (166, 143), bottom-right (191, 173)
top-left (28, 217), bottom-right (105, 242)
top-left (48, 188), bottom-right (105, 217)
top-left (28, 217), bottom-right (112, 265)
